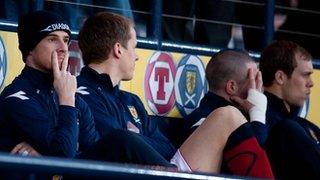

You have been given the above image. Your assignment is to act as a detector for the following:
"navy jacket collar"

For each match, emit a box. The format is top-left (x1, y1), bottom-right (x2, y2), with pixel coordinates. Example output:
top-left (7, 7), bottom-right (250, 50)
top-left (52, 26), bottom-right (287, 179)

top-left (204, 91), bottom-right (249, 118)
top-left (21, 65), bottom-right (53, 89)
top-left (265, 91), bottom-right (299, 118)
top-left (80, 66), bottom-right (119, 92)
top-left (202, 91), bottom-right (232, 108)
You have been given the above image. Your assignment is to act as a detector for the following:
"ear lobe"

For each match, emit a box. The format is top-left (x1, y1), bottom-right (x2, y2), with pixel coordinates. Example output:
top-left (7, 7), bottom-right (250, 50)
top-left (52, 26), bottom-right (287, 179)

top-left (225, 80), bottom-right (237, 95)
top-left (275, 70), bottom-right (286, 85)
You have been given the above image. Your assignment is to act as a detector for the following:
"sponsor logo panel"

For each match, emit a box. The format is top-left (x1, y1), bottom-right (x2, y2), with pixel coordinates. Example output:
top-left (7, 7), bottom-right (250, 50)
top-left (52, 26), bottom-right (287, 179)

top-left (175, 55), bottom-right (208, 117)
top-left (144, 51), bottom-right (176, 115)
top-left (0, 37), bottom-right (7, 90)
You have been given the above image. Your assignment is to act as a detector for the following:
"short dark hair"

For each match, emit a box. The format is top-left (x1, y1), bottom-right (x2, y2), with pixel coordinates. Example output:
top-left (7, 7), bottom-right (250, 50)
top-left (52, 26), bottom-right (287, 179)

top-left (260, 40), bottom-right (312, 87)
top-left (78, 12), bottom-right (133, 65)
top-left (206, 49), bottom-right (254, 92)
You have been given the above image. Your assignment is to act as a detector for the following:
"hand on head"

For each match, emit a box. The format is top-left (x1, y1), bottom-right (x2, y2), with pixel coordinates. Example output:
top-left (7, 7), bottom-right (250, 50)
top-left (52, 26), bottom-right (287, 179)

top-left (230, 68), bottom-right (267, 123)
top-left (249, 68), bottom-right (263, 92)
top-left (230, 68), bottom-right (262, 111)
top-left (52, 51), bottom-right (76, 106)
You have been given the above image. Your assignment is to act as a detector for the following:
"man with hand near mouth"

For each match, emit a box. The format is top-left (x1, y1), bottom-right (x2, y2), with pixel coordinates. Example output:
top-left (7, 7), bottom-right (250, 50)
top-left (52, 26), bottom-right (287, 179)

top-left (0, 10), bottom-right (100, 158)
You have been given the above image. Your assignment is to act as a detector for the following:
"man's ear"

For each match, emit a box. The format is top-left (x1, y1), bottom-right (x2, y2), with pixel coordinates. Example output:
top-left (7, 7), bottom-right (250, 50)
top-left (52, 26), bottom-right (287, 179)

top-left (275, 70), bottom-right (286, 85)
top-left (225, 80), bottom-right (238, 95)
top-left (113, 42), bottom-right (122, 59)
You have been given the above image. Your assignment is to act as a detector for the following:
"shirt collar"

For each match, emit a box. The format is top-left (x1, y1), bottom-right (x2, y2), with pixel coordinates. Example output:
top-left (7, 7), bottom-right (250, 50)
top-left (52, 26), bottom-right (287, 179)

top-left (265, 91), bottom-right (300, 117)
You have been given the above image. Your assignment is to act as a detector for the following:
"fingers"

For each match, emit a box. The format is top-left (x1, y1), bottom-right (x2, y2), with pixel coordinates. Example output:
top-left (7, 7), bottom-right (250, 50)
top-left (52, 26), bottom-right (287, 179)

top-left (10, 142), bottom-right (41, 156)
top-left (11, 142), bottom-right (30, 155)
top-left (248, 68), bottom-right (263, 92)
top-left (51, 51), bottom-right (59, 76)
top-left (256, 71), bottom-right (263, 92)
top-left (248, 68), bottom-right (256, 89)
top-left (61, 51), bottom-right (69, 72)
top-left (10, 143), bottom-right (22, 154)
top-left (52, 51), bottom-right (70, 75)
top-left (10, 142), bottom-right (30, 155)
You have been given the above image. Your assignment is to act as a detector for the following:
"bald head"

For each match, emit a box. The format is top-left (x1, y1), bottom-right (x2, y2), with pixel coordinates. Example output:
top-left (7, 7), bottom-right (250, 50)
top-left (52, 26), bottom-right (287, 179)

top-left (206, 50), bottom-right (255, 92)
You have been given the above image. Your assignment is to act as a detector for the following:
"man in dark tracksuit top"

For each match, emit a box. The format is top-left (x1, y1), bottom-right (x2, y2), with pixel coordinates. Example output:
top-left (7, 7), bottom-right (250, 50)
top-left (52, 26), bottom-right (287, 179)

top-left (181, 50), bottom-right (273, 177)
top-left (77, 12), bottom-right (176, 168)
top-left (77, 13), bottom-right (273, 177)
top-left (77, 67), bottom-right (176, 160)
top-left (0, 10), bottom-right (99, 158)
top-left (0, 11), bottom-right (174, 170)
top-left (0, 66), bottom-right (99, 157)
top-left (260, 40), bottom-right (320, 179)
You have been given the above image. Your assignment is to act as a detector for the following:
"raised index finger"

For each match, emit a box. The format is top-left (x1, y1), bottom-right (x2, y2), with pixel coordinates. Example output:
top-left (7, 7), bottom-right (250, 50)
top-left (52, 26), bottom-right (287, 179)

top-left (256, 71), bottom-right (263, 92)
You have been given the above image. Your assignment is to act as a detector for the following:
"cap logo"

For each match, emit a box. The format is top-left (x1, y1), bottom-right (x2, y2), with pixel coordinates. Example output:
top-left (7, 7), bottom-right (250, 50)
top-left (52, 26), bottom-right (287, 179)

top-left (40, 23), bottom-right (70, 32)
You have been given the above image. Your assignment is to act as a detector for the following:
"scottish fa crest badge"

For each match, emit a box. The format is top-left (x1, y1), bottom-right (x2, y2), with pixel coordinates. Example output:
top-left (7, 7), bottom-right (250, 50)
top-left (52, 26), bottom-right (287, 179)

top-left (186, 71), bottom-right (196, 95)
top-left (128, 106), bottom-right (141, 124)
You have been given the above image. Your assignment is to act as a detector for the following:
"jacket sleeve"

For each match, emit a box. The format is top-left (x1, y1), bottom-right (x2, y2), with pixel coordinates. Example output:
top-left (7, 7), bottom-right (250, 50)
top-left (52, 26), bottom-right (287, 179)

top-left (250, 121), bottom-right (268, 146)
top-left (265, 119), bottom-right (320, 178)
top-left (4, 95), bottom-right (79, 157)
top-left (133, 96), bottom-right (176, 160)
top-left (75, 96), bottom-right (100, 152)
top-left (77, 88), bottom-right (122, 137)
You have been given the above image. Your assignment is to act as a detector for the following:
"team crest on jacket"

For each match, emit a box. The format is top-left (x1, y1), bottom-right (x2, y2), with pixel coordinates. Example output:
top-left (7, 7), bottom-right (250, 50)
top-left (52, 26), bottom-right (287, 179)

top-left (128, 105), bottom-right (141, 124)
top-left (0, 37), bottom-right (7, 90)
top-left (144, 51), bottom-right (176, 115)
top-left (68, 40), bottom-right (83, 76)
top-left (175, 55), bottom-right (208, 117)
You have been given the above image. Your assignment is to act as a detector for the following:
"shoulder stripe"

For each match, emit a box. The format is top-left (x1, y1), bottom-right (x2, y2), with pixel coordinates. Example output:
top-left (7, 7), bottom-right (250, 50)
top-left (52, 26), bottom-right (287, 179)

top-left (77, 86), bottom-right (90, 95)
top-left (6, 91), bottom-right (29, 100)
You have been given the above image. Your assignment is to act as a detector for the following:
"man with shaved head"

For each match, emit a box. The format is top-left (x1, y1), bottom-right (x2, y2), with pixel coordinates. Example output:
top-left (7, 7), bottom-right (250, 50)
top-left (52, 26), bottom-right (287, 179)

top-left (183, 49), bottom-right (267, 145)
top-left (180, 49), bottom-right (271, 176)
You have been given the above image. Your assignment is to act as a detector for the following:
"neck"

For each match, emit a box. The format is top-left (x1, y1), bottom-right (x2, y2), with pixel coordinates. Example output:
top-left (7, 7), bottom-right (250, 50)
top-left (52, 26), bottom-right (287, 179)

top-left (26, 59), bottom-right (50, 73)
top-left (88, 61), bottom-right (121, 87)
top-left (264, 86), bottom-right (291, 112)
top-left (211, 90), bottom-right (231, 102)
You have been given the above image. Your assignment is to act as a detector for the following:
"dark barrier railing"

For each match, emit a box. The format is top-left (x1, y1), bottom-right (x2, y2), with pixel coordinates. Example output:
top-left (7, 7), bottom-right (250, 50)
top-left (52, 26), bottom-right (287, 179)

top-left (0, 152), bottom-right (237, 179)
top-left (264, 0), bottom-right (275, 47)
top-left (1, 19), bottom-right (320, 69)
